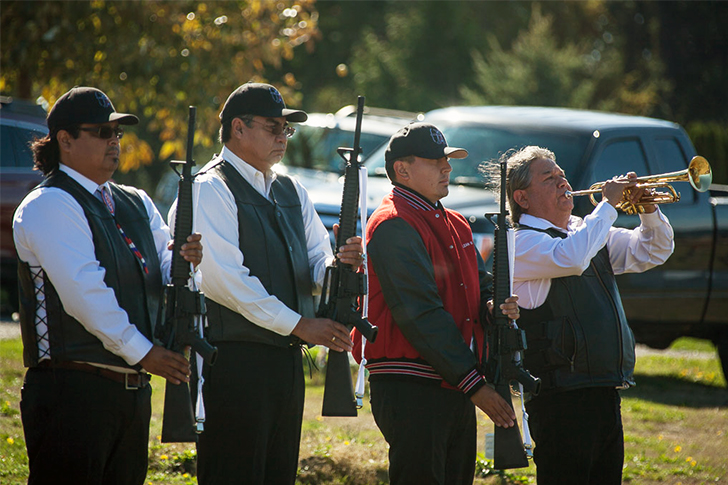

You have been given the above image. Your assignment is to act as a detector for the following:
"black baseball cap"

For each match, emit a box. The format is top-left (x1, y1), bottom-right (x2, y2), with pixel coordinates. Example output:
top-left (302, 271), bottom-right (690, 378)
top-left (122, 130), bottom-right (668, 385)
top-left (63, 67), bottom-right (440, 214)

top-left (385, 122), bottom-right (468, 163)
top-left (219, 82), bottom-right (307, 124)
top-left (47, 86), bottom-right (138, 135)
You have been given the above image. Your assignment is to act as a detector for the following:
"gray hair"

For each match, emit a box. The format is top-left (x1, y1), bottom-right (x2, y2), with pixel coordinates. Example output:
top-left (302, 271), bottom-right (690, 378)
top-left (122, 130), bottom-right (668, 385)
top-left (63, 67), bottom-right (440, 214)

top-left (219, 114), bottom-right (255, 143)
top-left (481, 146), bottom-right (556, 224)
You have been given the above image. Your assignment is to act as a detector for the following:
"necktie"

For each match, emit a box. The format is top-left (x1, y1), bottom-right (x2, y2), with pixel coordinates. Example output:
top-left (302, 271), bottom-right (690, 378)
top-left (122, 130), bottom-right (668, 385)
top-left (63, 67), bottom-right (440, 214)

top-left (98, 185), bottom-right (149, 274)
top-left (100, 185), bottom-right (115, 215)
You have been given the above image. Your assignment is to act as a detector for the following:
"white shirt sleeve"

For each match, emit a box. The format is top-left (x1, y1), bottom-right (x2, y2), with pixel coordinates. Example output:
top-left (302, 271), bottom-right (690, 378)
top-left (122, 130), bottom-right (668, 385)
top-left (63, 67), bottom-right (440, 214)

top-left (605, 208), bottom-right (675, 274)
top-left (513, 201), bottom-right (618, 281)
top-left (12, 186), bottom-right (166, 365)
top-left (178, 169), bottom-right (333, 337)
top-left (513, 201), bottom-right (674, 309)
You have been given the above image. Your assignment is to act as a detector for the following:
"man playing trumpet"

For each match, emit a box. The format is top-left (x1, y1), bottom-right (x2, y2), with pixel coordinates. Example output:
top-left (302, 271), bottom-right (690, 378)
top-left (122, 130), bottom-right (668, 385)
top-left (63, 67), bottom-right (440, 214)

top-left (500, 146), bottom-right (674, 484)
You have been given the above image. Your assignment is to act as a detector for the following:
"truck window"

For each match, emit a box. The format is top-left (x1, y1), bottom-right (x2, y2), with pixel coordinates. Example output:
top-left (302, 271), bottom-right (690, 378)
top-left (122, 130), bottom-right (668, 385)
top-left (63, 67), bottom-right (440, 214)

top-left (0, 124), bottom-right (43, 169)
top-left (654, 137), bottom-right (689, 173)
top-left (654, 137), bottom-right (695, 202)
top-left (592, 139), bottom-right (650, 184)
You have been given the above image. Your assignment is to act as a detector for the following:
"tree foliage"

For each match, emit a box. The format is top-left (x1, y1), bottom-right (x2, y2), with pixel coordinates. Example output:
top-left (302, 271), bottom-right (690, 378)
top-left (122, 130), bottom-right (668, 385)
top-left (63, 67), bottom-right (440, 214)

top-left (2, 1), bottom-right (726, 187)
top-left (286, 1), bottom-right (725, 125)
top-left (460, 6), bottom-right (671, 117)
top-left (1, 0), bottom-right (318, 190)
top-left (284, 1), bottom-right (726, 180)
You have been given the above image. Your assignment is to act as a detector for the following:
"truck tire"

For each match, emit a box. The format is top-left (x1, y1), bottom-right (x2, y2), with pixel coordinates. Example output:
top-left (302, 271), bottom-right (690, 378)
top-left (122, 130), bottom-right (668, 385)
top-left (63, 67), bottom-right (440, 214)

top-left (716, 334), bottom-right (728, 388)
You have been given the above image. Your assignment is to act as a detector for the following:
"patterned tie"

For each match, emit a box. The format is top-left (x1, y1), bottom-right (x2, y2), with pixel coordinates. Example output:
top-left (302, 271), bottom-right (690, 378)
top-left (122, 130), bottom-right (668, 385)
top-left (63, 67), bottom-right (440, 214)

top-left (100, 185), bottom-right (115, 215)
top-left (98, 185), bottom-right (149, 274)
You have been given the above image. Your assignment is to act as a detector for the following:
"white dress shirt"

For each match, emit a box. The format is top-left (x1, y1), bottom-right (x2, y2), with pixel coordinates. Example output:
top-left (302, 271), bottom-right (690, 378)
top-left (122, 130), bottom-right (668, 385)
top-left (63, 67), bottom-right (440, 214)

top-left (175, 146), bottom-right (333, 336)
top-left (513, 201), bottom-right (675, 309)
top-left (13, 164), bottom-right (174, 365)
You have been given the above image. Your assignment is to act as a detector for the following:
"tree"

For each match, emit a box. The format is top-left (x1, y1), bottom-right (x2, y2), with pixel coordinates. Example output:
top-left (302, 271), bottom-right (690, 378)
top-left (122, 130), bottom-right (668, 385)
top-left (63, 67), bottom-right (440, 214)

top-left (460, 5), bottom-right (671, 117)
top-left (1, 0), bottom-right (319, 191)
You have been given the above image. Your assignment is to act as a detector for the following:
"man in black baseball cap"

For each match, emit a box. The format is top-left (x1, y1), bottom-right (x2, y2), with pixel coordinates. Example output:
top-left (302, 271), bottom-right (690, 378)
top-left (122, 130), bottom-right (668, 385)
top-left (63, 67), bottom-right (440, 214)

top-left (32, 86), bottom-right (139, 178)
top-left (354, 121), bottom-right (520, 484)
top-left (47, 86), bottom-right (138, 135)
top-left (219, 82), bottom-right (307, 124)
top-left (385, 121), bottom-right (468, 165)
top-left (14, 86), bottom-right (201, 484)
top-left (184, 81), bottom-right (361, 484)
top-left (383, 122), bottom-right (468, 204)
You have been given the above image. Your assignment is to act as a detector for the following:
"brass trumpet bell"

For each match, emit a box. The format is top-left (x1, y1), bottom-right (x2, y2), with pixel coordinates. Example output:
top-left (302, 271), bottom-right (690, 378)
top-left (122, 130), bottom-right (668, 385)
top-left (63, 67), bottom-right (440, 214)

top-left (565, 156), bottom-right (712, 215)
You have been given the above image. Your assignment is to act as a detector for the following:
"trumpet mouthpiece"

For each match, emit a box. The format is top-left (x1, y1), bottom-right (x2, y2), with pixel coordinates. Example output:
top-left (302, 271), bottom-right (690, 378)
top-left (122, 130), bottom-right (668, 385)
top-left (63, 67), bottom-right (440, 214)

top-left (564, 191), bottom-right (573, 198)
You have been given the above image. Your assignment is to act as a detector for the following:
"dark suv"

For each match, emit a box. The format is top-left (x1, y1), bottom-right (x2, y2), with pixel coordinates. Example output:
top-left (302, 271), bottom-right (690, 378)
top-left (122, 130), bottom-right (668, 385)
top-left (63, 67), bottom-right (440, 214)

top-left (0, 96), bottom-right (47, 315)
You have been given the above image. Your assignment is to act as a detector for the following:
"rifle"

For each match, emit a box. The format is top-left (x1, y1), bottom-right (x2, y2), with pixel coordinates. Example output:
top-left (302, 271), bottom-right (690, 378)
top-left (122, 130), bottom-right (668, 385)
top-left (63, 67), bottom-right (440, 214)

top-left (482, 160), bottom-right (541, 469)
top-left (317, 96), bottom-right (378, 417)
top-left (156, 106), bottom-right (218, 443)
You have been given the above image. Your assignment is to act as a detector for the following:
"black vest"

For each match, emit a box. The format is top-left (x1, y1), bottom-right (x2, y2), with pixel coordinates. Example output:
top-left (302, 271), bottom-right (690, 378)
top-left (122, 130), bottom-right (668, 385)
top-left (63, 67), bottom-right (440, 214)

top-left (516, 226), bottom-right (636, 395)
top-left (203, 161), bottom-right (315, 347)
top-left (18, 171), bottom-right (162, 369)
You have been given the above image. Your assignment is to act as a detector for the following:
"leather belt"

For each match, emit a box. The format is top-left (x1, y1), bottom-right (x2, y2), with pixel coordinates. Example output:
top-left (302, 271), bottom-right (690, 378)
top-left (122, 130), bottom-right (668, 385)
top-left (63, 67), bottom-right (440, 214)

top-left (37, 360), bottom-right (150, 390)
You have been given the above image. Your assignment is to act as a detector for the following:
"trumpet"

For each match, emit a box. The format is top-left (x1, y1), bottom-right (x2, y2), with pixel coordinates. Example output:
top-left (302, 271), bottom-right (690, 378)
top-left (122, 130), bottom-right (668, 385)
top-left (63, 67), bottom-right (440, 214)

top-left (565, 156), bottom-right (712, 215)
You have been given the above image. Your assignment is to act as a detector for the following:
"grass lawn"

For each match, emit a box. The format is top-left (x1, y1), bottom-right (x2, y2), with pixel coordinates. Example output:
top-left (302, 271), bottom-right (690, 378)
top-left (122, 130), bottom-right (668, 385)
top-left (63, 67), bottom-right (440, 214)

top-left (1, 337), bottom-right (726, 484)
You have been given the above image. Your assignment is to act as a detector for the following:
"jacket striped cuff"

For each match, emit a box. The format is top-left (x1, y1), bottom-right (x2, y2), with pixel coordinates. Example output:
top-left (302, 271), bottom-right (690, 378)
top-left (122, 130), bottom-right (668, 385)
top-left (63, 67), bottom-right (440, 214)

top-left (366, 361), bottom-right (441, 380)
top-left (458, 368), bottom-right (486, 397)
top-left (366, 360), bottom-right (486, 397)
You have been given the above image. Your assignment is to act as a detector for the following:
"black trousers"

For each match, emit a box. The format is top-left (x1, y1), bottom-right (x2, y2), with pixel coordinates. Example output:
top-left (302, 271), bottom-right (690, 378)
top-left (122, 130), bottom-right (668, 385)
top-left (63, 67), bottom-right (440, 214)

top-left (526, 387), bottom-right (624, 485)
top-left (196, 341), bottom-right (305, 485)
top-left (370, 379), bottom-right (477, 485)
top-left (20, 366), bottom-right (151, 485)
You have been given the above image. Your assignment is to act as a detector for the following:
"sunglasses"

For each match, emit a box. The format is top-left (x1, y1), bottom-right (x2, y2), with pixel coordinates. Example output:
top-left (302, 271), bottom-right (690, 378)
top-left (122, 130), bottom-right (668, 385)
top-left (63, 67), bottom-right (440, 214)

top-left (245, 119), bottom-right (296, 138)
top-left (79, 126), bottom-right (125, 139)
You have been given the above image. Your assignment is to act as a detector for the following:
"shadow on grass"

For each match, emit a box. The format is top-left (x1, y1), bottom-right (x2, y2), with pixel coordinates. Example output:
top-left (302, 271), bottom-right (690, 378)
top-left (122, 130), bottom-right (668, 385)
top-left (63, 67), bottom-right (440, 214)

top-left (624, 373), bottom-right (728, 408)
top-left (298, 455), bottom-right (389, 485)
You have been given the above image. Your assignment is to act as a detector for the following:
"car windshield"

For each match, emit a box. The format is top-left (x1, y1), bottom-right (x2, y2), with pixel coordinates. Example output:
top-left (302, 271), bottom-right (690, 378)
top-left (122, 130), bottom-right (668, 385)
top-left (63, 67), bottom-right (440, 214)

top-left (365, 123), bottom-right (589, 188)
top-left (283, 124), bottom-right (389, 174)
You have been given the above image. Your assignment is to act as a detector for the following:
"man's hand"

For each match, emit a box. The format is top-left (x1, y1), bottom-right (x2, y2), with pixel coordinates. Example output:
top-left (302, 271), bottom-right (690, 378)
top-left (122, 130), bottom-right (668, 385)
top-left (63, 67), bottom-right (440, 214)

top-left (624, 173), bottom-right (658, 214)
top-left (167, 233), bottom-right (203, 268)
top-left (602, 173), bottom-right (637, 209)
top-left (486, 295), bottom-right (521, 321)
top-left (332, 223), bottom-right (365, 269)
top-left (139, 345), bottom-right (191, 385)
top-left (291, 317), bottom-right (354, 353)
top-left (470, 385), bottom-right (516, 428)
top-left (603, 173), bottom-right (658, 214)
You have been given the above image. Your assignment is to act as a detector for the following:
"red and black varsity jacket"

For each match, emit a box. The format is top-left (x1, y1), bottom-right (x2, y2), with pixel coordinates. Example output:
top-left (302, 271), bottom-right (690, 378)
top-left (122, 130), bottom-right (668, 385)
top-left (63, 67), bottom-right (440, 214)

top-left (353, 185), bottom-right (491, 397)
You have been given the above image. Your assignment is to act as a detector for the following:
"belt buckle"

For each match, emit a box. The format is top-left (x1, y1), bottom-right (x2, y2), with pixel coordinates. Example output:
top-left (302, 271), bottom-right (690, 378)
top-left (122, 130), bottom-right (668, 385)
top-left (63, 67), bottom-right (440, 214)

top-left (125, 373), bottom-right (141, 390)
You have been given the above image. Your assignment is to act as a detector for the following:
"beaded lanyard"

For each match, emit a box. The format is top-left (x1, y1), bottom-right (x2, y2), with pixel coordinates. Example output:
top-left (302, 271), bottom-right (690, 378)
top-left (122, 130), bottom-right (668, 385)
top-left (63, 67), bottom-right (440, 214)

top-left (100, 186), bottom-right (149, 274)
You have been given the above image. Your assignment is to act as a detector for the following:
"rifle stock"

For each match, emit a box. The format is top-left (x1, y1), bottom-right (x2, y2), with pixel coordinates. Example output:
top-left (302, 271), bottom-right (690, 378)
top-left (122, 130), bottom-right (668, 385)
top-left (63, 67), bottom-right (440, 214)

top-left (322, 346), bottom-right (358, 416)
top-left (483, 160), bottom-right (541, 469)
top-left (493, 380), bottom-right (528, 469)
top-left (157, 106), bottom-right (218, 443)
top-left (318, 96), bottom-right (378, 417)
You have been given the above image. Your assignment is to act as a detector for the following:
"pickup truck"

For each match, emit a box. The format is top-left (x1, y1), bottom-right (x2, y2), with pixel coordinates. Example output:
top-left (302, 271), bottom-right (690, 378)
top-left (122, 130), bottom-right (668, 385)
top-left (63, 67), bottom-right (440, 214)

top-left (294, 105), bottom-right (728, 380)
top-left (0, 97), bottom-right (47, 316)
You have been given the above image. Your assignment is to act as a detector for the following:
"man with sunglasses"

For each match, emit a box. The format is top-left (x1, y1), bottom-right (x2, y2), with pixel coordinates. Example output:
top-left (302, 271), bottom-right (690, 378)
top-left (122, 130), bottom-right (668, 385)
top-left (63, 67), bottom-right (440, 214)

top-left (175, 82), bottom-right (363, 484)
top-left (12, 86), bottom-right (202, 484)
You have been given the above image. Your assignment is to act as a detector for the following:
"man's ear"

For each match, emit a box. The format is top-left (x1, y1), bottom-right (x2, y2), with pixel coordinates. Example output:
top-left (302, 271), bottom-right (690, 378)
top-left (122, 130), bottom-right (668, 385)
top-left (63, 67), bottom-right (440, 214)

top-left (513, 189), bottom-right (528, 210)
top-left (393, 160), bottom-right (409, 182)
top-left (56, 130), bottom-right (72, 153)
top-left (231, 118), bottom-right (245, 138)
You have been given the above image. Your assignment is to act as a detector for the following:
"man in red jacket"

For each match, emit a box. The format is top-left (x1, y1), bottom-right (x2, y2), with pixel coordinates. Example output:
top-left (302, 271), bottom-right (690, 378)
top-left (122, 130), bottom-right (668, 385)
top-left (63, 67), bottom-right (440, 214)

top-left (354, 122), bottom-right (519, 485)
